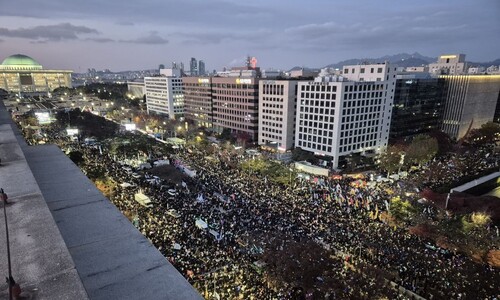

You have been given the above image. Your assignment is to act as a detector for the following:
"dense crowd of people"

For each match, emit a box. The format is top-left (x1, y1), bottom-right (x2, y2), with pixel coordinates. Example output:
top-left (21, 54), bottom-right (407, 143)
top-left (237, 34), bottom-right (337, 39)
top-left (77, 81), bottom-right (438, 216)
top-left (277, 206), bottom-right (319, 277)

top-left (18, 113), bottom-right (500, 300)
top-left (61, 139), bottom-right (499, 300)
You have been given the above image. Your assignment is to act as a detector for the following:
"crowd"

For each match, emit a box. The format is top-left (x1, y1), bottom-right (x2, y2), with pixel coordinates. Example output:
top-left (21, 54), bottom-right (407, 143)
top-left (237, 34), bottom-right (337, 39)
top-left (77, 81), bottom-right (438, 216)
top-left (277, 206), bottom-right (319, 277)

top-left (22, 116), bottom-right (500, 300)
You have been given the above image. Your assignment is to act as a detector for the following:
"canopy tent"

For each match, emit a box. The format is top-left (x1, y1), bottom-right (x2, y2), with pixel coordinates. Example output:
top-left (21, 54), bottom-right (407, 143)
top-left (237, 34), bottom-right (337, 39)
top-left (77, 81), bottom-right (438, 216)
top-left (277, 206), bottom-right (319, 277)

top-left (195, 219), bottom-right (208, 229)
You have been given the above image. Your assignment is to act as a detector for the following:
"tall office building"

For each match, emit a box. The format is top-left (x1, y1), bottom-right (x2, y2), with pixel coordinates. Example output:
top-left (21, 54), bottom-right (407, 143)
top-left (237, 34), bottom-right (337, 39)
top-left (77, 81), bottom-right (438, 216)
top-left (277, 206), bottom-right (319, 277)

top-left (295, 63), bottom-right (396, 168)
top-left (440, 74), bottom-right (500, 139)
top-left (144, 76), bottom-right (184, 119)
top-left (183, 77), bottom-right (213, 128)
top-left (212, 77), bottom-right (259, 141)
top-left (198, 60), bottom-right (206, 76)
top-left (0, 54), bottom-right (72, 94)
top-left (429, 54), bottom-right (467, 75)
top-left (389, 76), bottom-right (447, 141)
top-left (258, 80), bottom-right (299, 151)
top-left (190, 58), bottom-right (198, 76)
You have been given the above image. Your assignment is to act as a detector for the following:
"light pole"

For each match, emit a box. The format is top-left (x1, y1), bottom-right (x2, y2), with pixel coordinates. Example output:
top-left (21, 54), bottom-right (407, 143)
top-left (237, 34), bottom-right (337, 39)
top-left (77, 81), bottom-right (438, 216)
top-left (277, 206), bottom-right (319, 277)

top-left (2, 189), bottom-right (13, 300)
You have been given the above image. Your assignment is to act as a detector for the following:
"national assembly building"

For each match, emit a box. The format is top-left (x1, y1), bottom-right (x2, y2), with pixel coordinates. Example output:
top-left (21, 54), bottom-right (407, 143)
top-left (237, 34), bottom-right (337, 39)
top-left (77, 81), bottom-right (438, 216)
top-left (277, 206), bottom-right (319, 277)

top-left (0, 54), bottom-right (72, 95)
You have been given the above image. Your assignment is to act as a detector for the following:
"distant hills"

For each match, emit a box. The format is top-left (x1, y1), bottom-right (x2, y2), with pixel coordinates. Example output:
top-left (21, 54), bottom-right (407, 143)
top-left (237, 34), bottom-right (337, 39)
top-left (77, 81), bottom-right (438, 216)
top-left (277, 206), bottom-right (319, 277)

top-left (325, 52), bottom-right (435, 69)
top-left (289, 52), bottom-right (500, 71)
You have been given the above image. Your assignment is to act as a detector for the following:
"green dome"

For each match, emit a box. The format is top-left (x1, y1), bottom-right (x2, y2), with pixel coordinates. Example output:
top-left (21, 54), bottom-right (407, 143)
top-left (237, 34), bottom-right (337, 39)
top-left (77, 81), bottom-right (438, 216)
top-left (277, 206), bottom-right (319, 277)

top-left (1, 54), bottom-right (41, 66)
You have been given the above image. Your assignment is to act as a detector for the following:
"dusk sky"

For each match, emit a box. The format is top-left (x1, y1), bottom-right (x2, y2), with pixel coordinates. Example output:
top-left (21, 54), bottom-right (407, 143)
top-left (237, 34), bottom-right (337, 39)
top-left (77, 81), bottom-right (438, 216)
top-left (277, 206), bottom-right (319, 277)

top-left (1, 0), bottom-right (499, 72)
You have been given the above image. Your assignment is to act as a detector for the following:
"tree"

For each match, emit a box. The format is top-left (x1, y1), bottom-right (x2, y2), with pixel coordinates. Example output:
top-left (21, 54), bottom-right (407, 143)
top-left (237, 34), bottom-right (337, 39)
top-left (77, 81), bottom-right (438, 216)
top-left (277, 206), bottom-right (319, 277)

top-left (465, 122), bottom-right (500, 146)
top-left (377, 144), bottom-right (406, 175)
top-left (68, 151), bottom-right (84, 165)
top-left (405, 134), bottom-right (438, 167)
top-left (428, 130), bottom-right (453, 155)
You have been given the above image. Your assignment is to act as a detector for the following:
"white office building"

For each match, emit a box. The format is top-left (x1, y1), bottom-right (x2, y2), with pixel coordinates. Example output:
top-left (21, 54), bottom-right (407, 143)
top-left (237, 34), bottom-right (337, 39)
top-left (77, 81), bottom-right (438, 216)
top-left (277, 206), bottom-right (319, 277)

top-left (258, 80), bottom-right (299, 151)
top-left (295, 63), bottom-right (396, 168)
top-left (144, 76), bottom-right (184, 119)
top-left (429, 54), bottom-right (467, 75)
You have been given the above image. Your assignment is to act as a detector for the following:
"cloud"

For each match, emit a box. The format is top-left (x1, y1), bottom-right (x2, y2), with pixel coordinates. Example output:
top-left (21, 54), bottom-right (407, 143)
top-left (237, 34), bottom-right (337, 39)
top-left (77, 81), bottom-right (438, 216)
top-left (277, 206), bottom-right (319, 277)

top-left (86, 37), bottom-right (115, 43)
top-left (174, 29), bottom-right (273, 45)
top-left (116, 21), bottom-right (134, 26)
top-left (0, 23), bottom-right (98, 41)
top-left (120, 32), bottom-right (168, 44)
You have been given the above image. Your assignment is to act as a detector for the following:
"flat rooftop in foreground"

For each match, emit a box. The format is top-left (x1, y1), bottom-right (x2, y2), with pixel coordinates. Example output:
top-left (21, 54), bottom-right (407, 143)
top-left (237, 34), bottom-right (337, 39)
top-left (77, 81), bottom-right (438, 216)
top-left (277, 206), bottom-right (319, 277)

top-left (0, 101), bottom-right (202, 299)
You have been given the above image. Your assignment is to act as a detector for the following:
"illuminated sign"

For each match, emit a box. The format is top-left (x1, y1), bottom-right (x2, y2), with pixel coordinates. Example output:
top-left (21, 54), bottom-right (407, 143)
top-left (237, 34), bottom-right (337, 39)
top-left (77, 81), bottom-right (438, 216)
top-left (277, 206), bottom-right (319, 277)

top-left (236, 78), bottom-right (252, 84)
top-left (66, 128), bottom-right (79, 136)
top-left (34, 112), bottom-right (52, 124)
top-left (124, 123), bottom-right (136, 131)
top-left (440, 55), bottom-right (457, 59)
top-left (198, 78), bottom-right (210, 84)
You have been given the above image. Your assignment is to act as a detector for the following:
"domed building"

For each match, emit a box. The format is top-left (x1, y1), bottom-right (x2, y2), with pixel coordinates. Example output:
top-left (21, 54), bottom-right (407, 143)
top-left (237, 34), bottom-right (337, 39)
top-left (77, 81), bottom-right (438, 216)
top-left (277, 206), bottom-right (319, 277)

top-left (0, 54), bottom-right (72, 94)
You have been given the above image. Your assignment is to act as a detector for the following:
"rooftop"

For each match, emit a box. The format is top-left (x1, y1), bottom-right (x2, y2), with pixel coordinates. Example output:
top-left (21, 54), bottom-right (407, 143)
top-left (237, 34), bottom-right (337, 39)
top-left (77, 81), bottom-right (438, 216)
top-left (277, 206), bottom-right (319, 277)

top-left (0, 101), bottom-right (202, 299)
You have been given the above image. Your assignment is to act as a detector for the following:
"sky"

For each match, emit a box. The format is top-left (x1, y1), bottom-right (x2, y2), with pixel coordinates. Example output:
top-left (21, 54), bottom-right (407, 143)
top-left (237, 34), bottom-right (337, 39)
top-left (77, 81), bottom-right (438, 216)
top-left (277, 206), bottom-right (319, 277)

top-left (0, 0), bottom-right (499, 72)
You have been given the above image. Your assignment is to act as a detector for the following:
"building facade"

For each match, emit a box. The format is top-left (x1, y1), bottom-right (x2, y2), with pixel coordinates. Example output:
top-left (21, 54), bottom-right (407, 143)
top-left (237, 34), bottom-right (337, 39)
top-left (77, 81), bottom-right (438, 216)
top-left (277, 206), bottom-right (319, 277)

top-left (258, 80), bottom-right (299, 151)
top-left (127, 80), bottom-right (145, 98)
top-left (441, 75), bottom-right (500, 140)
top-left (198, 60), bottom-right (205, 76)
top-left (190, 58), bottom-right (198, 76)
top-left (390, 77), bottom-right (447, 141)
top-left (429, 54), bottom-right (467, 75)
top-left (144, 76), bottom-right (184, 119)
top-left (0, 54), bottom-right (72, 94)
top-left (295, 64), bottom-right (396, 168)
top-left (212, 77), bottom-right (259, 141)
top-left (183, 77), bottom-right (213, 128)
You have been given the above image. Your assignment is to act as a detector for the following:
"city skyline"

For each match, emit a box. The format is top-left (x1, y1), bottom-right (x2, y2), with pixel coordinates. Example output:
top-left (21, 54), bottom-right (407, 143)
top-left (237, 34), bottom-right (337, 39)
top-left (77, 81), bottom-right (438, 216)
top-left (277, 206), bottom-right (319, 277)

top-left (1, 0), bottom-right (499, 72)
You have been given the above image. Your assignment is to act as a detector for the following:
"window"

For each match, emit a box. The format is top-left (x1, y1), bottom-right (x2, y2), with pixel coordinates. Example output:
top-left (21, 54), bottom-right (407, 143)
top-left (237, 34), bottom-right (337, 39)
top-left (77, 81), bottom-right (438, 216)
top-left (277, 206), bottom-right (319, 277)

top-left (377, 68), bottom-right (383, 73)
top-left (360, 68), bottom-right (365, 73)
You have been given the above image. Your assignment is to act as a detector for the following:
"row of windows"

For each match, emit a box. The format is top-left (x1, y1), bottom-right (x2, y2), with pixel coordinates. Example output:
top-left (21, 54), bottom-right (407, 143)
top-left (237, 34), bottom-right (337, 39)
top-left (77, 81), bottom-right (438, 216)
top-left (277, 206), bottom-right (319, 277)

top-left (262, 96), bottom-right (286, 102)
top-left (300, 92), bottom-right (337, 100)
top-left (296, 140), bottom-right (332, 153)
top-left (339, 134), bottom-right (377, 146)
top-left (298, 124), bottom-right (334, 132)
top-left (340, 127), bottom-right (377, 138)
top-left (299, 121), bottom-right (333, 130)
top-left (344, 67), bottom-right (384, 74)
top-left (340, 120), bottom-right (379, 131)
top-left (300, 85), bottom-right (337, 92)
top-left (262, 103), bottom-right (283, 109)
top-left (213, 97), bottom-right (258, 103)
top-left (341, 113), bottom-right (380, 123)
top-left (300, 107), bottom-right (335, 115)
top-left (213, 84), bottom-right (257, 89)
top-left (262, 127), bottom-right (283, 134)
top-left (300, 114), bottom-right (334, 123)
top-left (339, 141), bottom-right (376, 153)
top-left (261, 84), bottom-right (285, 95)
top-left (342, 106), bottom-right (380, 115)
top-left (262, 109), bottom-right (283, 115)
top-left (300, 100), bottom-right (336, 107)
top-left (343, 99), bottom-right (382, 108)
top-left (261, 115), bottom-right (283, 122)
top-left (261, 121), bottom-right (283, 128)
top-left (298, 130), bottom-right (333, 139)
top-left (344, 84), bottom-right (385, 92)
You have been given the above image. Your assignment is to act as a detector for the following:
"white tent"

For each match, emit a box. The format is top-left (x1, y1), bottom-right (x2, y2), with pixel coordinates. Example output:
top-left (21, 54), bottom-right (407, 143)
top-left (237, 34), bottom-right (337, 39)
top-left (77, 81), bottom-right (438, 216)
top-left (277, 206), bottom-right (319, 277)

top-left (195, 219), bottom-right (208, 229)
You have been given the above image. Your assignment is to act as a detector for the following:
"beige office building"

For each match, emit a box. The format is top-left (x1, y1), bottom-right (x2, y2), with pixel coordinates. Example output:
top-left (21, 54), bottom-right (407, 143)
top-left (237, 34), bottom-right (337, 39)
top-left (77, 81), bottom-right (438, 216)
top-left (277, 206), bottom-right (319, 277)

top-left (258, 80), bottom-right (299, 151)
top-left (183, 77), bottom-right (213, 128)
top-left (429, 54), bottom-right (467, 75)
top-left (0, 54), bottom-right (72, 94)
top-left (441, 74), bottom-right (500, 139)
top-left (210, 77), bottom-right (259, 140)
